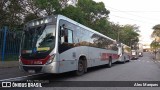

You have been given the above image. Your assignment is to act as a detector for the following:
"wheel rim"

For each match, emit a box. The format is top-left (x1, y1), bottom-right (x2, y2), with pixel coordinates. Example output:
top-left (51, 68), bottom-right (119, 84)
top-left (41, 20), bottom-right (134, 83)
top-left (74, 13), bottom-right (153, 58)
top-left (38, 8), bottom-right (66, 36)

top-left (78, 61), bottom-right (84, 72)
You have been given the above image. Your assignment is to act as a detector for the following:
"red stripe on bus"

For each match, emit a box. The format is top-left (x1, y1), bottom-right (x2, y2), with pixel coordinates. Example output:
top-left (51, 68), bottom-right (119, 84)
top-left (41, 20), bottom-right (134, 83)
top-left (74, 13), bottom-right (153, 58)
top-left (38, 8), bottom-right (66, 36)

top-left (101, 53), bottom-right (119, 60)
top-left (21, 55), bottom-right (50, 65)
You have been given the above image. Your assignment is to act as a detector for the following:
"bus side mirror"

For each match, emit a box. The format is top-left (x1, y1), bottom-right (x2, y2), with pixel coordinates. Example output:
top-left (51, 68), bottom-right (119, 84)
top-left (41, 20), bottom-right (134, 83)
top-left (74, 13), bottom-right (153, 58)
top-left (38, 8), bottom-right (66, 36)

top-left (60, 26), bottom-right (68, 37)
top-left (60, 26), bottom-right (65, 37)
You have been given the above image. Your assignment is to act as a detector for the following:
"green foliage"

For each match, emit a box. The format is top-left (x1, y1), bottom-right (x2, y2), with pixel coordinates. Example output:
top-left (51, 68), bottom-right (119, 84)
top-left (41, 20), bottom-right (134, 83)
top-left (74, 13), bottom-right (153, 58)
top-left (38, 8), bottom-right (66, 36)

top-left (152, 24), bottom-right (160, 37)
top-left (0, 0), bottom-right (139, 46)
top-left (34, 0), bottom-right (61, 15)
top-left (119, 25), bottom-right (139, 46)
top-left (24, 14), bottom-right (39, 23)
top-left (0, 0), bottom-right (23, 29)
top-left (59, 5), bottom-right (86, 25)
top-left (151, 24), bottom-right (160, 49)
top-left (150, 40), bottom-right (160, 49)
top-left (77, 0), bottom-right (110, 28)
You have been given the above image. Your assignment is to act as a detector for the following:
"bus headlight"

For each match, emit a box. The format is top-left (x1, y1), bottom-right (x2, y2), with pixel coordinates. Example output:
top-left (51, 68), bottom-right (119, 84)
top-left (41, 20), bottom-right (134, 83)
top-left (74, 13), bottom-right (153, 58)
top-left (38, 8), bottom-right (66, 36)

top-left (46, 55), bottom-right (54, 65)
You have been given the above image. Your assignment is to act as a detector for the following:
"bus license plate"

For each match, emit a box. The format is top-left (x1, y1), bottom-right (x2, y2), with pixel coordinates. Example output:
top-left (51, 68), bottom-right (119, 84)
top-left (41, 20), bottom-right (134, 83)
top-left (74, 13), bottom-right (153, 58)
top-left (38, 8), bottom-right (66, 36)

top-left (28, 70), bottom-right (35, 73)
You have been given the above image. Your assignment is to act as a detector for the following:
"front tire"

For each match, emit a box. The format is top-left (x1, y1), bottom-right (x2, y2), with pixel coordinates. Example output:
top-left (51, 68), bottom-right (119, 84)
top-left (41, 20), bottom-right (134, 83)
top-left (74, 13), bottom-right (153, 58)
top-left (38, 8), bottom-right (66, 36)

top-left (75, 60), bottom-right (85, 76)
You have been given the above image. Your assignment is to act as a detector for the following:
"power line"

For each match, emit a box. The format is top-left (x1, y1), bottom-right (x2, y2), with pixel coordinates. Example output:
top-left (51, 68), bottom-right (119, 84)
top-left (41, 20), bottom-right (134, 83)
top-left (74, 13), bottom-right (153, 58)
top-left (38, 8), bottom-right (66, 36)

top-left (106, 6), bottom-right (160, 22)
top-left (110, 14), bottom-right (155, 24)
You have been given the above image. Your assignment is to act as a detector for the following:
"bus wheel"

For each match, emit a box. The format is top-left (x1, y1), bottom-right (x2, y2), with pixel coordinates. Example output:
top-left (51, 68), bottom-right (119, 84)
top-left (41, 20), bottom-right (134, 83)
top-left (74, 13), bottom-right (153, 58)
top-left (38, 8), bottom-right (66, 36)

top-left (75, 59), bottom-right (85, 76)
top-left (108, 57), bottom-right (112, 68)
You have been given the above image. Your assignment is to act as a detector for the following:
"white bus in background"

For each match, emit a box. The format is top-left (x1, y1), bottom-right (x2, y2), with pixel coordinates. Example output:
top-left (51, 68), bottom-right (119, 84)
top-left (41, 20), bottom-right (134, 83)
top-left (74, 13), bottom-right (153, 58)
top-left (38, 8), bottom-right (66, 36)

top-left (19, 15), bottom-right (120, 75)
top-left (131, 43), bottom-right (139, 60)
top-left (131, 49), bottom-right (139, 59)
top-left (117, 43), bottom-right (131, 63)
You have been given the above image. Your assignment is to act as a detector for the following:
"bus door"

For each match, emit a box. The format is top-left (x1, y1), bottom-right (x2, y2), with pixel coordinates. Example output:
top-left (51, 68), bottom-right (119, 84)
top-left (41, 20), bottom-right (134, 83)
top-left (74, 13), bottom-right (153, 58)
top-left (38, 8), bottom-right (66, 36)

top-left (58, 23), bottom-right (76, 72)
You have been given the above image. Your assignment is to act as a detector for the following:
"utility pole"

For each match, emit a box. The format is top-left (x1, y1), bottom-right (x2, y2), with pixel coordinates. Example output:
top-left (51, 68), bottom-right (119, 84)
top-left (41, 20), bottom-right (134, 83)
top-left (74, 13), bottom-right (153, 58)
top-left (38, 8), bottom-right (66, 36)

top-left (130, 39), bottom-right (134, 49)
top-left (116, 22), bottom-right (120, 42)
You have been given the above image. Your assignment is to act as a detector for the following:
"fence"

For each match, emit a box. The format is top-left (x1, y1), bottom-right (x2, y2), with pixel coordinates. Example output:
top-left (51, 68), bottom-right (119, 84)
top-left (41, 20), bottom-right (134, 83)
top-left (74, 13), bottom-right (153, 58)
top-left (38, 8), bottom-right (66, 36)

top-left (0, 27), bottom-right (23, 62)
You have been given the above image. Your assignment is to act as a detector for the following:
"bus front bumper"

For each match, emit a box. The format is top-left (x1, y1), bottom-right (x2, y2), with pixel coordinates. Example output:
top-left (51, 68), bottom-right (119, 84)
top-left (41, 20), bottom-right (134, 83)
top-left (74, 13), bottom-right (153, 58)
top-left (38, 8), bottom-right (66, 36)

top-left (19, 61), bottom-right (59, 73)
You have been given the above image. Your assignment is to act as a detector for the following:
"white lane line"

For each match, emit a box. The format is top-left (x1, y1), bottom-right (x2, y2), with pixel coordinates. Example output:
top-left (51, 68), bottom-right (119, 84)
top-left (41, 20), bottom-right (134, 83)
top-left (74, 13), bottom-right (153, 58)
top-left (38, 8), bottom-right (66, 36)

top-left (0, 73), bottom-right (44, 81)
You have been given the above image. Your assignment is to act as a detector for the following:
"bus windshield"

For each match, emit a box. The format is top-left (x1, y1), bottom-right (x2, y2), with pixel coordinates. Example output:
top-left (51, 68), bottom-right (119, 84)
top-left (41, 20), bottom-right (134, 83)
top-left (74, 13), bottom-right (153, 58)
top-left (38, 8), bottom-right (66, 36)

top-left (21, 24), bottom-right (56, 59)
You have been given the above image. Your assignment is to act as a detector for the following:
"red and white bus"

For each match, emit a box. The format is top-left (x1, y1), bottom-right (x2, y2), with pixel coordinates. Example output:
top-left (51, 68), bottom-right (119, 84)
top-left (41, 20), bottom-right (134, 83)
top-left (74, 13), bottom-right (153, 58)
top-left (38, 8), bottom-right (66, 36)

top-left (19, 15), bottom-right (120, 75)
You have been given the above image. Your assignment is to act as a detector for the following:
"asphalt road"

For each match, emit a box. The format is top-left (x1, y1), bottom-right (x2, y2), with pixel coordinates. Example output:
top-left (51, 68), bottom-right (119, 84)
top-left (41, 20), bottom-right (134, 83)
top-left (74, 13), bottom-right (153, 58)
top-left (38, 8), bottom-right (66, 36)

top-left (2, 52), bottom-right (160, 90)
top-left (40, 52), bottom-right (160, 81)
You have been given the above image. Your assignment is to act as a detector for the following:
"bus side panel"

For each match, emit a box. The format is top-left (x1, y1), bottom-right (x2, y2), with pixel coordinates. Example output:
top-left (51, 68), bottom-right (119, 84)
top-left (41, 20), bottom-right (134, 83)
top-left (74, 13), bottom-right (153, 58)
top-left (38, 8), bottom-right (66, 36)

top-left (89, 47), bottom-right (119, 67)
top-left (89, 47), bottom-right (101, 67)
top-left (59, 47), bottom-right (77, 73)
top-left (75, 46), bottom-right (91, 68)
top-left (58, 46), bottom-right (90, 73)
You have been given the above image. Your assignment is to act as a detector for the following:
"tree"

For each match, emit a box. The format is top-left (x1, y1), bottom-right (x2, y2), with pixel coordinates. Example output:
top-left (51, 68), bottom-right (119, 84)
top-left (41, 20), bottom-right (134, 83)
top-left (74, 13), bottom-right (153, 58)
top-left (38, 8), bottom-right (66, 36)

top-left (150, 40), bottom-right (160, 49)
top-left (151, 24), bottom-right (160, 42)
top-left (34, 0), bottom-right (61, 15)
top-left (150, 24), bottom-right (160, 49)
top-left (119, 24), bottom-right (139, 46)
top-left (77, 0), bottom-right (110, 28)
top-left (0, 0), bottom-right (24, 29)
top-left (0, 0), bottom-right (140, 45)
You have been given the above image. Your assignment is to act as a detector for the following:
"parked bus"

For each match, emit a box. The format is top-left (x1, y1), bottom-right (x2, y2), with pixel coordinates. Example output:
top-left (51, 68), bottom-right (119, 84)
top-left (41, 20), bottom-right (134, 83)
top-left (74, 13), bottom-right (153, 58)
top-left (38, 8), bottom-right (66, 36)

top-left (117, 43), bottom-right (131, 63)
top-left (19, 15), bottom-right (119, 75)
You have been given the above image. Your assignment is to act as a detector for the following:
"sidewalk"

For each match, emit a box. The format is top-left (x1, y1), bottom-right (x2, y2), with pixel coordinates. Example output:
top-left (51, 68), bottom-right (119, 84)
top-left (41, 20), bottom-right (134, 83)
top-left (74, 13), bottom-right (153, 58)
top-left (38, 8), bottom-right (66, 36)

top-left (0, 61), bottom-right (32, 80)
top-left (0, 61), bottom-right (19, 69)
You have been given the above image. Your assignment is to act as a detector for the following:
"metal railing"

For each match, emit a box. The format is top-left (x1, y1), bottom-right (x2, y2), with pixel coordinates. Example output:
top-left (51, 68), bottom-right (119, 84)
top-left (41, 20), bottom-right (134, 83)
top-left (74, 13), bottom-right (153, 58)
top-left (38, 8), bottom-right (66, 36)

top-left (0, 27), bottom-right (23, 62)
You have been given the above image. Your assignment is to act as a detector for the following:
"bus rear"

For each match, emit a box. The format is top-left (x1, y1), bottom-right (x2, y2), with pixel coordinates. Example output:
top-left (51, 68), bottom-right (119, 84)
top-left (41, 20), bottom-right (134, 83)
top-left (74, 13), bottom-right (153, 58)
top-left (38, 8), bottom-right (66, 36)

top-left (117, 43), bottom-right (131, 63)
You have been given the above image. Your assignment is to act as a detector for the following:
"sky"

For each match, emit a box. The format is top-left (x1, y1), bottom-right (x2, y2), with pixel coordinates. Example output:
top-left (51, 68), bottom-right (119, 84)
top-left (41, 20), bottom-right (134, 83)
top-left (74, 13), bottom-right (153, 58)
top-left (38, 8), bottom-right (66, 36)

top-left (94, 0), bottom-right (160, 45)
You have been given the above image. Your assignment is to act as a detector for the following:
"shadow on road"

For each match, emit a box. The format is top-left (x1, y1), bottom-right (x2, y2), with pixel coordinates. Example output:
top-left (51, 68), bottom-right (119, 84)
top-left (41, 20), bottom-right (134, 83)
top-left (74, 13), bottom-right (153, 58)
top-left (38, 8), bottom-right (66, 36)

top-left (26, 61), bottom-right (130, 82)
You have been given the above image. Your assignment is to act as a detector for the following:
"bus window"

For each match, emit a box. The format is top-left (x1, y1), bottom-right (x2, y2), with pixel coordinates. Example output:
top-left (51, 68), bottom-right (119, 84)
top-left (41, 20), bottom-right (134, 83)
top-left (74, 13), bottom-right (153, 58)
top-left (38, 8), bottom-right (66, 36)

top-left (61, 29), bottom-right (73, 43)
top-left (68, 30), bottom-right (73, 43)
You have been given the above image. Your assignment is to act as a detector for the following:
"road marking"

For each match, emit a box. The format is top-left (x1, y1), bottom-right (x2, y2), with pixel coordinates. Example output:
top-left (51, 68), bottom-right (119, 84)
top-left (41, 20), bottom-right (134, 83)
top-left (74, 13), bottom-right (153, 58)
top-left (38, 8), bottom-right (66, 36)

top-left (0, 73), bottom-right (44, 81)
top-left (132, 59), bottom-right (160, 63)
